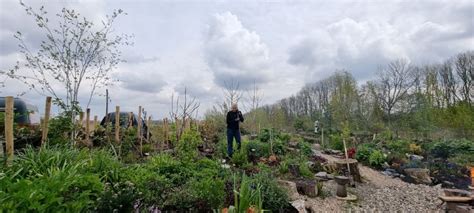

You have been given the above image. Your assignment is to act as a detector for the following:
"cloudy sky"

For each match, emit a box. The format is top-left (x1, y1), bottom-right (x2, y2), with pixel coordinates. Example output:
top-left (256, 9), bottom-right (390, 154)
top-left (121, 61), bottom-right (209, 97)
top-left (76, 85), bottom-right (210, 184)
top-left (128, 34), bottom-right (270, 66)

top-left (1, 0), bottom-right (473, 119)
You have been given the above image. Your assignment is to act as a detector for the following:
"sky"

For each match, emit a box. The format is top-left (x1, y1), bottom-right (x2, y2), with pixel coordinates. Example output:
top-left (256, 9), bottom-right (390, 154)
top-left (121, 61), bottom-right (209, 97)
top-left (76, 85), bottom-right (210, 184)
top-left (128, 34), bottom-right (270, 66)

top-left (0, 0), bottom-right (473, 119)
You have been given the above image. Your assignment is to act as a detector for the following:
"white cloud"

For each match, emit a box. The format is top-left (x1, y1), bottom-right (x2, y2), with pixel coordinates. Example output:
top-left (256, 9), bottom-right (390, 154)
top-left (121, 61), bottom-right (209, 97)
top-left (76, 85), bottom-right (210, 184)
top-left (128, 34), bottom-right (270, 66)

top-left (205, 12), bottom-right (271, 88)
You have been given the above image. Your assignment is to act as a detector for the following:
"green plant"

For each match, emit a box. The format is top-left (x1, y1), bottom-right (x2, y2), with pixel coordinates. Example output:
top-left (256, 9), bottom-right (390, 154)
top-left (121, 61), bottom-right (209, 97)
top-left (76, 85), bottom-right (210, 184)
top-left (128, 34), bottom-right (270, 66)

top-left (251, 172), bottom-right (290, 211)
top-left (231, 174), bottom-right (263, 212)
top-left (329, 134), bottom-right (344, 151)
top-left (299, 161), bottom-right (313, 178)
top-left (298, 141), bottom-right (312, 157)
top-left (355, 143), bottom-right (375, 163)
top-left (386, 139), bottom-right (410, 154)
top-left (369, 150), bottom-right (386, 168)
top-left (232, 148), bottom-right (248, 167)
top-left (176, 128), bottom-right (202, 161)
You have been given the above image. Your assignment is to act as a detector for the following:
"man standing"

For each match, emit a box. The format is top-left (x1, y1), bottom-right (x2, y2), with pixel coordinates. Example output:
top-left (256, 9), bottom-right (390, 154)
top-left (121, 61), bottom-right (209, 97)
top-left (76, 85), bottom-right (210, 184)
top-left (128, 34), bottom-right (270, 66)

top-left (226, 103), bottom-right (244, 158)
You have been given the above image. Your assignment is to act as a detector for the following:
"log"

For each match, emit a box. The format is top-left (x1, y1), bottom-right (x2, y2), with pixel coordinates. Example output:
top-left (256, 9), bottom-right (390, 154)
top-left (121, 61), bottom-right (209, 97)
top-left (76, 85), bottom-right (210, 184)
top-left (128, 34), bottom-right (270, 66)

top-left (335, 159), bottom-right (362, 182)
top-left (295, 180), bottom-right (317, 197)
top-left (289, 164), bottom-right (300, 177)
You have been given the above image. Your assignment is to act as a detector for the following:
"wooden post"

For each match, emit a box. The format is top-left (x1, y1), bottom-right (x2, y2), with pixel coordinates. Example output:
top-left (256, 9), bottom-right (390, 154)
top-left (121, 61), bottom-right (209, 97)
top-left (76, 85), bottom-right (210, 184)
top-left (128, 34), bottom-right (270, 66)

top-left (93, 115), bottom-right (98, 129)
top-left (137, 106), bottom-right (142, 155)
top-left (79, 111), bottom-right (84, 127)
top-left (41, 97), bottom-right (52, 146)
top-left (115, 106), bottom-right (120, 144)
top-left (162, 118), bottom-right (167, 152)
top-left (5, 96), bottom-right (14, 163)
top-left (146, 116), bottom-right (151, 141)
top-left (128, 112), bottom-right (133, 129)
top-left (85, 108), bottom-right (90, 146)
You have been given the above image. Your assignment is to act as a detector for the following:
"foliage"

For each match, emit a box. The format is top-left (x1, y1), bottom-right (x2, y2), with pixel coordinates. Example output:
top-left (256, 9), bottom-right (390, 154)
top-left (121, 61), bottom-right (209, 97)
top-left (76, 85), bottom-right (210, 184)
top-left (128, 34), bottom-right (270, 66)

top-left (356, 143), bottom-right (376, 163)
top-left (232, 146), bottom-right (249, 167)
top-left (299, 161), bottom-right (313, 178)
top-left (251, 172), bottom-right (290, 211)
top-left (409, 143), bottom-right (422, 155)
top-left (328, 134), bottom-right (344, 151)
top-left (386, 139), bottom-right (411, 154)
top-left (47, 114), bottom-right (74, 146)
top-left (176, 128), bottom-right (202, 161)
top-left (430, 139), bottom-right (474, 159)
top-left (246, 140), bottom-right (270, 159)
top-left (228, 174), bottom-right (262, 213)
top-left (368, 150), bottom-right (386, 168)
top-left (298, 141), bottom-right (312, 157)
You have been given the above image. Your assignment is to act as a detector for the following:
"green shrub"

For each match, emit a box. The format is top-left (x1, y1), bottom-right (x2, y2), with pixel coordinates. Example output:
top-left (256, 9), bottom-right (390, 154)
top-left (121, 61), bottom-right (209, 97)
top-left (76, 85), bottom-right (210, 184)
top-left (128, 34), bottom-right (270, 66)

top-left (251, 172), bottom-right (290, 211)
top-left (299, 162), bottom-right (313, 178)
top-left (298, 141), bottom-right (312, 157)
top-left (232, 149), bottom-right (248, 167)
top-left (177, 128), bottom-right (202, 161)
top-left (356, 143), bottom-right (376, 163)
top-left (246, 140), bottom-right (270, 158)
top-left (386, 139), bottom-right (410, 154)
top-left (369, 150), bottom-right (386, 168)
top-left (328, 134), bottom-right (344, 151)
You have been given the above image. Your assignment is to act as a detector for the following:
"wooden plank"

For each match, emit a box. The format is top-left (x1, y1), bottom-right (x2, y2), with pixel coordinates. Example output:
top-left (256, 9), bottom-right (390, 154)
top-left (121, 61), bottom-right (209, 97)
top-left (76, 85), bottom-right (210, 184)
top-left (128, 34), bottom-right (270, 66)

top-left (115, 106), bottom-right (120, 144)
top-left (93, 115), bottom-right (98, 129)
top-left (5, 96), bottom-right (14, 163)
top-left (41, 97), bottom-right (52, 146)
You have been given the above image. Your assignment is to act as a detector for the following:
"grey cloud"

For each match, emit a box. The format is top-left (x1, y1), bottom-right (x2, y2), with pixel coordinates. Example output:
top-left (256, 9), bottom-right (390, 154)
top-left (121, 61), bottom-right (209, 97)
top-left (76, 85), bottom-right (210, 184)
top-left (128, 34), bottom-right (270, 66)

top-left (124, 53), bottom-right (160, 64)
top-left (119, 72), bottom-right (167, 93)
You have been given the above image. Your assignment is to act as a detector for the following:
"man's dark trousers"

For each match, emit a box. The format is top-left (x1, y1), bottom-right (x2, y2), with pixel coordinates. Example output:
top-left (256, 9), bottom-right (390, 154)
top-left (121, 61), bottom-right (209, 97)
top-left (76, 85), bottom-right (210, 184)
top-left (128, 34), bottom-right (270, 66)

top-left (227, 128), bottom-right (241, 157)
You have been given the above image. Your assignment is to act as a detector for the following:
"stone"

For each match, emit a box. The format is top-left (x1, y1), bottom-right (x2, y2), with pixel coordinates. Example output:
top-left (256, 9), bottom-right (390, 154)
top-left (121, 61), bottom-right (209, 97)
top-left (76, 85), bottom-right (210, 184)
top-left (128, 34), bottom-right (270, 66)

top-left (296, 180), bottom-right (317, 197)
top-left (407, 154), bottom-right (424, 161)
top-left (277, 180), bottom-right (300, 200)
top-left (289, 141), bottom-right (299, 148)
top-left (312, 143), bottom-right (321, 150)
top-left (404, 168), bottom-right (432, 185)
top-left (327, 174), bottom-right (334, 180)
top-left (315, 171), bottom-right (328, 179)
top-left (291, 200), bottom-right (307, 213)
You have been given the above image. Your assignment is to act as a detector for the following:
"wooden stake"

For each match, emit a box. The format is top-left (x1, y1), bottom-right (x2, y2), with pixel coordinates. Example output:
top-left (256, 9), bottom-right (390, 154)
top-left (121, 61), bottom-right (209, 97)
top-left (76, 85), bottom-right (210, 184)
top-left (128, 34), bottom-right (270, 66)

top-left (146, 116), bottom-right (151, 141)
top-left (138, 106), bottom-right (142, 154)
top-left (115, 106), bottom-right (120, 144)
top-left (93, 115), bottom-right (98, 129)
top-left (41, 97), bottom-right (52, 146)
top-left (78, 111), bottom-right (84, 127)
top-left (85, 108), bottom-right (90, 146)
top-left (128, 112), bottom-right (133, 129)
top-left (5, 96), bottom-right (14, 163)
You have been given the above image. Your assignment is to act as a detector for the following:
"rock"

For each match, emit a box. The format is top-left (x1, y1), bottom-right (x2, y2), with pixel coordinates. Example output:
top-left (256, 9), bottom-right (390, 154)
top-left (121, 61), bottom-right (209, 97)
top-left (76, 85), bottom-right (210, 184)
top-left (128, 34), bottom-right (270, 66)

top-left (277, 180), bottom-right (300, 201)
top-left (291, 200), bottom-right (307, 213)
top-left (327, 174), bottom-right (334, 180)
top-left (289, 141), bottom-right (299, 148)
top-left (296, 180), bottom-right (317, 197)
top-left (315, 171), bottom-right (328, 179)
top-left (404, 168), bottom-right (432, 185)
top-left (306, 161), bottom-right (315, 168)
top-left (442, 180), bottom-right (454, 187)
top-left (312, 143), bottom-right (321, 150)
top-left (407, 154), bottom-right (424, 161)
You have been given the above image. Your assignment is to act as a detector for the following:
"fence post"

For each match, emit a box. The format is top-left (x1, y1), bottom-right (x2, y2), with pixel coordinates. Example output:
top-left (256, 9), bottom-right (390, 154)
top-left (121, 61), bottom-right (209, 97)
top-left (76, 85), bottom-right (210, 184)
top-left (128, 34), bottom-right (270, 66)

top-left (5, 96), bottom-right (14, 163)
top-left (115, 106), bottom-right (120, 144)
top-left (138, 106), bottom-right (142, 155)
top-left (79, 111), bottom-right (84, 127)
top-left (85, 108), bottom-right (90, 146)
top-left (41, 97), bottom-right (52, 146)
top-left (147, 116), bottom-right (151, 141)
top-left (93, 115), bottom-right (98, 130)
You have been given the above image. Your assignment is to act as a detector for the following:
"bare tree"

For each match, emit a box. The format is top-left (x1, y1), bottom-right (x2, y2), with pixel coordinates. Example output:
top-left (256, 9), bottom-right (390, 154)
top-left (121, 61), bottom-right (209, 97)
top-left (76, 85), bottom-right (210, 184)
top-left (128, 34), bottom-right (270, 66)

top-left (454, 51), bottom-right (473, 104)
top-left (222, 80), bottom-right (243, 111)
top-left (375, 59), bottom-right (416, 124)
top-left (1, 2), bottom-right (130, 122)
top-left (245, 81), bottom-right (264, 134)
top-left (169, 88), bottom-right (200, 142)
top-left (438, 61), bottom-right (459, 107)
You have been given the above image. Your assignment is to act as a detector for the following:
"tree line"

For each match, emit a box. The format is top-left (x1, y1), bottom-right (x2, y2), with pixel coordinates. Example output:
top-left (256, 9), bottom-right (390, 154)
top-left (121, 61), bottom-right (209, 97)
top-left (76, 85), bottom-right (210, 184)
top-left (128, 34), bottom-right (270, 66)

top-left (250, 51), bottom-right (473, 138)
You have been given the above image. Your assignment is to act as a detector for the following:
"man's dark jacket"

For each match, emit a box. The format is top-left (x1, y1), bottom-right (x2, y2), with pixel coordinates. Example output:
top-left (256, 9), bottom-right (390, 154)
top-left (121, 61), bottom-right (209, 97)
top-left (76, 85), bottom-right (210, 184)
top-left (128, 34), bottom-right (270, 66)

top-left (226, 111), bottom-right (244, 129)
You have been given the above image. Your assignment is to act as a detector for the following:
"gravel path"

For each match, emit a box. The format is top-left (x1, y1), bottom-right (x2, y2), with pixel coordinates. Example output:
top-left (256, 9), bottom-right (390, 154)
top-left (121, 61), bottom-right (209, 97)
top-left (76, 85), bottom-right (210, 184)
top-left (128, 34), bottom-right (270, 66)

top-left (283, 152), bottom-right (445, 212)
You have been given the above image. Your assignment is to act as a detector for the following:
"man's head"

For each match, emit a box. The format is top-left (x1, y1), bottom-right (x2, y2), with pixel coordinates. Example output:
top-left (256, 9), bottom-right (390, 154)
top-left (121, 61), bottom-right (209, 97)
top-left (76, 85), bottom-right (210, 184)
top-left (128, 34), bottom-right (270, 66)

top-left (231, 103), bottom-right (238, 112)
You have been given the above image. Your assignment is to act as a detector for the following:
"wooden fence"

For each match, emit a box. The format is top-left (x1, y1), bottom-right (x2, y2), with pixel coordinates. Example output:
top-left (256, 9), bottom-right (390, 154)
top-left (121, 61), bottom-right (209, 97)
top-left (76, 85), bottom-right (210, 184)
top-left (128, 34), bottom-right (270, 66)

top-left (2, 96), bottom-right (161, 162)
